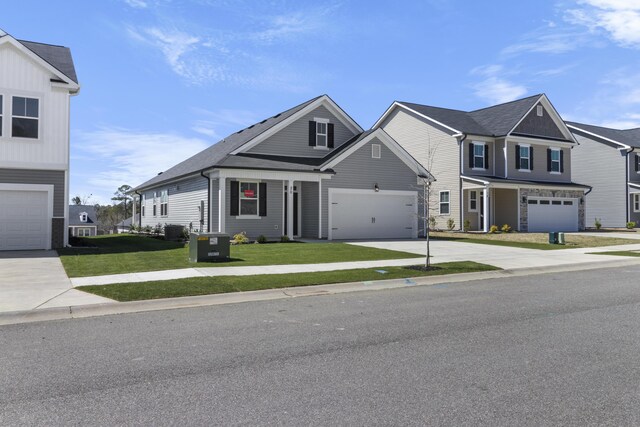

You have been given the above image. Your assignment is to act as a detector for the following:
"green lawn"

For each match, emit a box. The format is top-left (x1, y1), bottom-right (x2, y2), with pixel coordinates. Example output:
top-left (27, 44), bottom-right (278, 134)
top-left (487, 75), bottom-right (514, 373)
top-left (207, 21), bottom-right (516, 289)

top-left (58, 235), bottom-right (423, 278)
top-left (589, 250), bottom-right (640, 257)
top-left (78, 261), bottom-right (499, 302)
top-left (431, 231), bottom-right (638, 250)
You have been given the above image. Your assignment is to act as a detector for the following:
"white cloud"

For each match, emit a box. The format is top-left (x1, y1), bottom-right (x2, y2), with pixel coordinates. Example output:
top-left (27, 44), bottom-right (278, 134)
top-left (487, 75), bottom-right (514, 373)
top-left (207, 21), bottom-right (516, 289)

top-left (190, 108), bottom-right (259, 138)
top-left (471, 65), bottom-right (528, 104)
top-left (252, 5), bottom-right (338, 43)
top-left (600, 113), bottom-right (640, 128)
top-left (124, 0), bottom-right (148, 8)
top-left (73, 128), bottom-right (210, 197)
top-left (566, 0), bottom-right (640, 48)
top-left (502, 30), bottom-right (586, 55)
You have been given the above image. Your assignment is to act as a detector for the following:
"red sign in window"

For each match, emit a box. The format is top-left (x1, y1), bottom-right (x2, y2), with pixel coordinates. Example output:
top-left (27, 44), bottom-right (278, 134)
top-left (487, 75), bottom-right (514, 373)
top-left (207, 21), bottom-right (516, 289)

top-left (243, 189), bottom-right (255, 198)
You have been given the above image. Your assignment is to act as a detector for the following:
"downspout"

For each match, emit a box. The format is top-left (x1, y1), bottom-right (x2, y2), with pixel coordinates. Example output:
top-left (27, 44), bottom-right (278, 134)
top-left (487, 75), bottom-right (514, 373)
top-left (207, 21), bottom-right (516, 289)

top-left (457, 133), bottom-right (467, 230)
top-left (624, 147), bottom-right (634, 223)
top-left (201, 170), bottom-right (211, 232)
top-left (134, 190), bottom-right (142, 226)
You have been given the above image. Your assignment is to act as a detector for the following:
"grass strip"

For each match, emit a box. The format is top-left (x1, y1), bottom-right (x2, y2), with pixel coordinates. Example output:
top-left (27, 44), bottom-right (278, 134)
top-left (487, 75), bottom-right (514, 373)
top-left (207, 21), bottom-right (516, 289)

top-left (78, 261), bottom-right (500, 302)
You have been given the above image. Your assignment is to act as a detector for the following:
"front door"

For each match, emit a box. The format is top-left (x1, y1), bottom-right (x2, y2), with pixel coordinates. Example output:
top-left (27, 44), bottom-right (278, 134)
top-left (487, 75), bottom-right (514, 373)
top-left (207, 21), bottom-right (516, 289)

top-left (284, 186), bottom-right (299, 237)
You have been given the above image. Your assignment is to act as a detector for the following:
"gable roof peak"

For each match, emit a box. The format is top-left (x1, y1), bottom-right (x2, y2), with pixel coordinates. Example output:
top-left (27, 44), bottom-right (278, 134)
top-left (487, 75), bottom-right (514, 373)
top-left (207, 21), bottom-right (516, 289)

top-left (469, 93), bottom-right (543, 114)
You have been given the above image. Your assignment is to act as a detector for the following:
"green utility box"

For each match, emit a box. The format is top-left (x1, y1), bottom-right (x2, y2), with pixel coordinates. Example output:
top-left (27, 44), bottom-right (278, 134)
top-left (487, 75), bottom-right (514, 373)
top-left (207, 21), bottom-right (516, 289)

top-left (189, 233), bottom-right (230, 262)
top-left (548, 232), bottom-right (558, 244)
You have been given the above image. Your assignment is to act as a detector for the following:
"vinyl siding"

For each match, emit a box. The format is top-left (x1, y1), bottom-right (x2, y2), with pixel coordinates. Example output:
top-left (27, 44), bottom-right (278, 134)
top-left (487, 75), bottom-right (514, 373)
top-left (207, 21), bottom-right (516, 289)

top-left (381, 108), bottom-right (461, 231)
top-left (572, 134), bottom-right (627, 227)
top-left (495, 138), bottom-right (506, 178)
top-left (139, 176), bottom-right (208, 231)
top-left (246, 105), bottom-right (357, 158)
top-left (322, 136), bottom-right (421, 237)
top-left (0, 168), bottom-right (65, 216)
top-left (493, 188), bottom-right (518, 228)
top-left (301, 181), bottom-right (319, 238)
top-left (513, 103), bottom-right (565, 140)
top-left (224, 178), bottom-right (284, 239)
top-left (506, 143), bottom-right (572, 182)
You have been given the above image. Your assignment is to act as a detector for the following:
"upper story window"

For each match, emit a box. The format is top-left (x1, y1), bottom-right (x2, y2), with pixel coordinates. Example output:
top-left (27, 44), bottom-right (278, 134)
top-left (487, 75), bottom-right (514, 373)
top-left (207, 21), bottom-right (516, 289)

top-left (152, 192), bottom-right (157, 216)
top-left (371, 144), bottom-right (381, 159)
top-left (516, 145), bottom-right (533, 171)
top-left (79, 212), bottom-right (88, 223)
top-left (635, 154), bottom-right (640, 173)
top-left (316, 120), bottom-right (328, 148)
top-left (309, 119), bottom-right (333, 149)
top-left (240, 181), bottom-right (259, 216)
top-left (548, 148), bottom-right (562, 173)
top-left (160, 190), bottom-right (168, 216)
top-left (470, 142), bottom-right (487, 170)
top-left (12, 96), bottom-right (39, 139)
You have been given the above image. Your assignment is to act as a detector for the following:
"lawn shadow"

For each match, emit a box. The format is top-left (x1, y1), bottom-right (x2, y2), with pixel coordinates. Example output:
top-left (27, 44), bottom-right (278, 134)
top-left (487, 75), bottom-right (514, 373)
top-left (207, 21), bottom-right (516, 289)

top-left (58, 235), bottom-right (187, 256)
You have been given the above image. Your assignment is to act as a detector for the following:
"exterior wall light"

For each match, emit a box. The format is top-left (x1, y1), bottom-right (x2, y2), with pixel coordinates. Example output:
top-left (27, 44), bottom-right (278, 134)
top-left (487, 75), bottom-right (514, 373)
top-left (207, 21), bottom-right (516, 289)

top-left (374, 183), bottom-right (379, 192)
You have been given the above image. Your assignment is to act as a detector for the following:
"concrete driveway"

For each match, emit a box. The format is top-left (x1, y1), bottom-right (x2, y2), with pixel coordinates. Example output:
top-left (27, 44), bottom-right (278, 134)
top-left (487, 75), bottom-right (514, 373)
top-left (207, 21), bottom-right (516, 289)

top-left (0, 251), bottom-right (112, 312)
top-left (349, 238), bottom-right (640, 270)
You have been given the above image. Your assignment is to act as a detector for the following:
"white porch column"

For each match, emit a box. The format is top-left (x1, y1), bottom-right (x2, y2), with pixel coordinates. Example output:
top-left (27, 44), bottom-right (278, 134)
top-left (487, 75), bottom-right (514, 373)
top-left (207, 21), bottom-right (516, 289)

top-left (318, 179), bottom-right (322, 239)
top-left (287, 179), bottom-right (294, 239)
top-left (218, 177), bottom-right (226, 233)
top-left (483, 187), bottom-right (490, 233)
top-left (132, 197), bottom-right (137, 226)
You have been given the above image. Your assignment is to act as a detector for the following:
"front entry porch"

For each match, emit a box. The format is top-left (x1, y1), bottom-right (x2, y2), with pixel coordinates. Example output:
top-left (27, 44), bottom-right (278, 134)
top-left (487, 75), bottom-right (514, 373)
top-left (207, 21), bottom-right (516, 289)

top-left (462, 187), bottom-right (519, 232)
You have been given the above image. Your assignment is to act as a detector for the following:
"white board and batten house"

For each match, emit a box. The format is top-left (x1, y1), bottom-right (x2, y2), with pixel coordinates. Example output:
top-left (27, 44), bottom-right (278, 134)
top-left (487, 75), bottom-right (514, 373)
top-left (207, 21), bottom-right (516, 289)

top-left (0, 29), bottom-right (79, 251)
top-left (132, 95), bottom-right (433, 241)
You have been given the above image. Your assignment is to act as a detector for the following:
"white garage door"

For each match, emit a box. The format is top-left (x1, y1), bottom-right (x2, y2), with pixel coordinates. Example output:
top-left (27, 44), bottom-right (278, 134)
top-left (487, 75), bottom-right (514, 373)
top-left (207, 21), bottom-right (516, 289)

top-left (329, 190), bottom-right (417, 240)
top-left (0, 190), bottom-right (50, 250)
top-left (528, 198), bottom-right (578, 232)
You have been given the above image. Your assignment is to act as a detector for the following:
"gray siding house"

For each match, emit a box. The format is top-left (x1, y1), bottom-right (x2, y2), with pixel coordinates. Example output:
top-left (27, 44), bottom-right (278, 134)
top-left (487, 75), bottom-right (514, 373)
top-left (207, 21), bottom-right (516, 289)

top-left (68, 205), bottom-right (98, 237)
top-left (132, 95), bottom-right (432, 240)
top-left (375, 94), bottom-right (589, 232)
top-left (567, 122), bottom-right (640, 228)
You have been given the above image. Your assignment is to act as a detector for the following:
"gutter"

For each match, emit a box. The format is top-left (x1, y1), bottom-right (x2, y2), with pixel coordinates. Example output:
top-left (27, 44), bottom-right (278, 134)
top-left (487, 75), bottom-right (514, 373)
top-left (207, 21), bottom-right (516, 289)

top-left (625, 147), bottom-right (635, 223)
top-left (457, 133), bottom-right (467, 231)
top-left (200, 170), bottom-right (210, 232)
top-left (134, 190), bottom-right (142, 226)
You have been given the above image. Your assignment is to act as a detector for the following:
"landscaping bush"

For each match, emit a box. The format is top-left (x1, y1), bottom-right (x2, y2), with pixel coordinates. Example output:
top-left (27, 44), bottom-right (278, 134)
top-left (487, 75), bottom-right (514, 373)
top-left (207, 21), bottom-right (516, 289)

top-left (232, 231), bottom-right (249, 245)
top-left (428, 216), bottom-right (436, 231)
top-left (595, 217), bottom-right (602, 230)
top-left (447, 218), bottom-right (455, 231)
top-left (280, 235), bottom-right (291, 243)
top-left (256, 235), bottom-right (268, 244)
top-left (463, 219), bottom-right (471, 232)
top-left (627, 221), bottom-right (636, 229)
top-left (501, 224), bottom-right (512, 233)
top-left (153, 223), bottom-right (163, 236)
top-left (489, 225), bottom-right (499, 234)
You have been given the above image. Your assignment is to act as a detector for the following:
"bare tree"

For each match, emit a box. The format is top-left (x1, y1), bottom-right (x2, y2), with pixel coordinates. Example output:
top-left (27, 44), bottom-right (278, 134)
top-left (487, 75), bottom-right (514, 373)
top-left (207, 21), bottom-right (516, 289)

top-left (71, 194), bottom-right (92, 205)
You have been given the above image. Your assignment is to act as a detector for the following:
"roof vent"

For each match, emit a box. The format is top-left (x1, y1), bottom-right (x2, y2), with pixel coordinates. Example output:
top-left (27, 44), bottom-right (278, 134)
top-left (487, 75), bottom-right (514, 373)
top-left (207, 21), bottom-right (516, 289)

top-left (248, 124), bottom-right (255, 129)
top-left (237, 129), bottom-right (244, 134)
top-left (272, 113), bottom-right (281, 119)
top-left (157, 172), bottom-right (163, 175)
top-left (260, 119), bottom-right (267, 124)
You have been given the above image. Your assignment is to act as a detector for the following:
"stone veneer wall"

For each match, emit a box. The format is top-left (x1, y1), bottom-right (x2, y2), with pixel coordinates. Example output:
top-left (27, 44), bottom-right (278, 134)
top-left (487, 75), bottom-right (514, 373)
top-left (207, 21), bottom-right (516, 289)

top-left (519, 188), bottom-right (585, 232)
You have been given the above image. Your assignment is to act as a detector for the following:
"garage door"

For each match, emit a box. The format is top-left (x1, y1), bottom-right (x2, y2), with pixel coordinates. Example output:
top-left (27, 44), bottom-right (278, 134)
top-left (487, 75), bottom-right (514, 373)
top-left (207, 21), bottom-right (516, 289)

top-left (528, 198), bottom-right (578, 232)
top-left (0, 190), bottom-right (50, 250)
top-left (329, 190), bottom-right (417, 240)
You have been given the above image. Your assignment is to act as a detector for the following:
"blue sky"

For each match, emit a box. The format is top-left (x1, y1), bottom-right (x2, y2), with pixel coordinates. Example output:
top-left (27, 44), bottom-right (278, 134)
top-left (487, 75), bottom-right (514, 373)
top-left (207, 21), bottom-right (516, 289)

top-left (4, 0), bottom-right (640, 204)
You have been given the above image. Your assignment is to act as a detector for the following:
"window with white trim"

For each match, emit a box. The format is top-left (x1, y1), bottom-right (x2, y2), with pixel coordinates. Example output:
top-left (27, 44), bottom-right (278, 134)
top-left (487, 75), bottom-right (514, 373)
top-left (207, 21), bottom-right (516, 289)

top-left (372, 144), bottom-right (381, 159)
top-left (141, 194), bottom-right (146, 217)
top-left (635, 154), bottom-right (640, 173)
top-left (0, 94), bottom-right (3, 137)
top-left (240, 181), bottom-right (259, 216)
top-left (12, 96), bottom-right (39, 139)
top-left (77, 228), bottom-right (92, 237)
top-left (153, 192), bottom-right (157, 216)
top-left (316, 120), bottom-right (328, 148)
top-left (634, 194), bottom-right (640, 213)
top-left (160, 189), bottom-right (168, 216)
top-left (468, 190), bottom-right (478, 212)
top-left (439, 191), bottom-right (450, 215)
top-left (536, 105), bottom-right (543, 117)
top-left (79, 212), bottom-right (88, 223)
top-left (519, 145), bottom-right (531, 170)
top-left (473, 143), bottom-right (485, 169)
top-left (550, 148), bottom-right (561, 173)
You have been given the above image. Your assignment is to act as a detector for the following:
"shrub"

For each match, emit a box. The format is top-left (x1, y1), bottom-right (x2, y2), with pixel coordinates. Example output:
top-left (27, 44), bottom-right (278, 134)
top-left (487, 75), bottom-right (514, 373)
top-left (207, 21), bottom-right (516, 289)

top-left (595, 218), bottom-right (602, 230)
top-left (428, 216), bottom-right (436, 231)
top-left (489, 225), bottom-right (499, 234)
top-left (627, 221), bottom-right (636, 229)
top-left (501, 224), bottom-right (512, 233)
top-left (463, 219), bottom-right (471, 232)
top-left (143, 225), bottom-right (152, 233)
top-left (256, 235), bottom-right (268, 244)
top-left (280, 235), bottom-right (291, 243)
top-left (447, 218), bottom-right (455, 231)
top-left (154, 223), bottom-right (163, 235)
top-left (232, 231), bottom-right (249, 245)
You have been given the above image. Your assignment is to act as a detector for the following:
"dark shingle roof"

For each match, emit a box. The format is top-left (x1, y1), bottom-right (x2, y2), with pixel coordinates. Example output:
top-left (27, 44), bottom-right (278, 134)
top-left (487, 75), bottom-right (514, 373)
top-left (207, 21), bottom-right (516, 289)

top-left (68, 205), bottom-right (97, 226)
top-left (566, 121), bottom-right (640, 149)
top-left (462, 175), bottom-right (590, 189)
top-left (18, 39), bottom-right (78, 84)
top-left (134, 95), bottom-right (338, 190)
top-left (398, 94), bottom-right (543, 137)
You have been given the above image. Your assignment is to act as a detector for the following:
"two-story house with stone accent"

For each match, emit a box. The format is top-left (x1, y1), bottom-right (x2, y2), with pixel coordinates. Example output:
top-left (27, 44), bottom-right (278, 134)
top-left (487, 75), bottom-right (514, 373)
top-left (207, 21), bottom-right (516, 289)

top-left (132, 95), bottom-right (432, 240)
top-left (374, 94), bottom-right (589, 232)
top-left (0, 30), bottom-right (79, 250)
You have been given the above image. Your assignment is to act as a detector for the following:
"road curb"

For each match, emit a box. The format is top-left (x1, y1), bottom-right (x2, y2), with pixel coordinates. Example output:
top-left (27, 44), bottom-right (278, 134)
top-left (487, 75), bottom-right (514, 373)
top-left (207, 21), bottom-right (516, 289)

top-left (1, 257), bottom-right (639, 326)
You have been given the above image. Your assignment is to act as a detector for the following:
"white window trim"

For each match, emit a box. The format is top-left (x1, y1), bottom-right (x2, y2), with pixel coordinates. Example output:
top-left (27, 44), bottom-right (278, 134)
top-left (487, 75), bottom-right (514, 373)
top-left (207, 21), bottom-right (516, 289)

top-left (0, 94), bottom-right (3, 138)
top-left (160, 189), bottom-right (168, 217)
top-left (468, 190), bottom-right (478, 212)
top-left (439, 190), bottom-right (451, 215)
top-left (371, 143), bottom-right (381, 159)
top-left (635, 155), bottom-right (640, 174)
top-left (634, 194), bottom-right (640, 213)
top-left (536, 105), bottom-right (543, 117)
top-left (472, 142), bottom-right (486, 170)
top-left (237, 180), bottom-right (260, 218)
top-left (550, 148), bottom-right (561, 174)
top-left (315, 117), bottom-right (329, 149)
top-left (10, 94), bottom-right (41, 140)
top-left (153, 191), bottom-right (158, 216)
top-left (518, 144), bottom-right (531, 172)
top-left (141, 194), bottom-right (146, 217)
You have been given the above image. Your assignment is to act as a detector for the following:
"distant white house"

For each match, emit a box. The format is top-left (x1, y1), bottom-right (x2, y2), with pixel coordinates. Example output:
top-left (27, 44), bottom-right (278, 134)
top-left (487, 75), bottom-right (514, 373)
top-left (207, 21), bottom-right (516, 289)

top-left (114, 217), bottom-right (133, 234)
top-left (0, 29), bottom-right (79, 250)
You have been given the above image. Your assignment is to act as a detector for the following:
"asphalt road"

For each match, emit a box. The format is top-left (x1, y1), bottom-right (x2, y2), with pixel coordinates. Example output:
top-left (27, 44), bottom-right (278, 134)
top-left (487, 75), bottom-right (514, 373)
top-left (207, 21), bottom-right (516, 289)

top-left (2, 265), bottom-right (640, 425)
